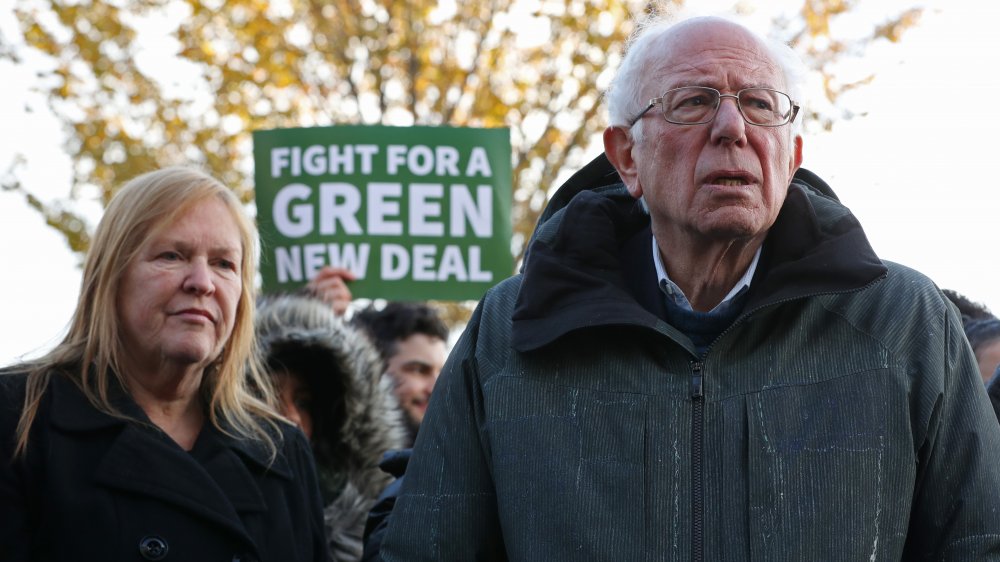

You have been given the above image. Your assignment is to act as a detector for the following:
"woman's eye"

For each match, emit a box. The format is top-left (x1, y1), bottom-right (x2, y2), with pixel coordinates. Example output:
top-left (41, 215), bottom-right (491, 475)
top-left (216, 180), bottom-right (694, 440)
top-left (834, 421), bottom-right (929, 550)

top-left (159, 251), bottom-right (181, 261)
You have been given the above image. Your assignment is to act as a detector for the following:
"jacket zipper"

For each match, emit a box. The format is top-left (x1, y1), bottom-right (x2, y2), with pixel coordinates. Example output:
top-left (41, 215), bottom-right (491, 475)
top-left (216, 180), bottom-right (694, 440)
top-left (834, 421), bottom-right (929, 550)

top-left (682, 277), bottom-right (887, 560)
top-left (690, 360), bottom-right (705, 562)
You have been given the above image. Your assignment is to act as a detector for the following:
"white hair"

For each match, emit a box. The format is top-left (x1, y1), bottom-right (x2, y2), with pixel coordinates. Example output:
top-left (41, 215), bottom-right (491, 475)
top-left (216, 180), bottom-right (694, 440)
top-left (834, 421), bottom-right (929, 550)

top-left (606, 15), bottom-right (808, 143)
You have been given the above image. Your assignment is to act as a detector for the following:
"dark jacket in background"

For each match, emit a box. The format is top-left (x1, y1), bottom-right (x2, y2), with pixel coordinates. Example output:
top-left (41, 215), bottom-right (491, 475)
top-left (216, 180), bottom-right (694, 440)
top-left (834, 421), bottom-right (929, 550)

top-left (988, 365), bottom-right (1000, 421)
top-left (0, 370), bottom-right (328, 562)
top-left (378, 158), bottom-right (1000, 561)
top-left (360, 448), bottom-right (410, 562)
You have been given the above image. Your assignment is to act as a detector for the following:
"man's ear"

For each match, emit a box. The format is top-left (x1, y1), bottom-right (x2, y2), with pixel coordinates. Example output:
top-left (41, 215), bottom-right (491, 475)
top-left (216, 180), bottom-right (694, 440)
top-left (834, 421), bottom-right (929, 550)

top-left (604, 126), bottom-right (643, 200)
top-left (790, 134), bottom-right (803, 175)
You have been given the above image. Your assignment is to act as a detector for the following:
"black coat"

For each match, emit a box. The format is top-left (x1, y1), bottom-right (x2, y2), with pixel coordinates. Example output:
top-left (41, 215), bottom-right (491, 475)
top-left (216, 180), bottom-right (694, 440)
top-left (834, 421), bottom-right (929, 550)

top-left (0, 370), bottom-right (328, 562)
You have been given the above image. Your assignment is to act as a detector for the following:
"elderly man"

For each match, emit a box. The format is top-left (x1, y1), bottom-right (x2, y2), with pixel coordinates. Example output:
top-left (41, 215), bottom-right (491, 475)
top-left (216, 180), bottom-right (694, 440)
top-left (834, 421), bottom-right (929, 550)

top-left (378, 16), bottom-right (1000, 561)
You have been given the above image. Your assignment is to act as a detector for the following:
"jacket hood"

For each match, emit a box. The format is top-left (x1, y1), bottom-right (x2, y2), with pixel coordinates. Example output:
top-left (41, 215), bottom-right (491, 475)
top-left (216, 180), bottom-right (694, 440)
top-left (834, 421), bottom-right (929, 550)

top-left (513, 153), bottom-right (887, 352)
top-left (256, 294), bottom-right (405, 517)
top-left (257, 294), bottom-right (406, 560)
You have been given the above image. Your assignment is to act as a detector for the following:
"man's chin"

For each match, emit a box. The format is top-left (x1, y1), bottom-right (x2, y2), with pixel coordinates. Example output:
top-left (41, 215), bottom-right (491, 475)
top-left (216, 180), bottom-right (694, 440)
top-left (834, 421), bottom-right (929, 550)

top-left (699, 218), bottom-right (768, 242)
top-left (698, 205), bottom-right (779, 239)
top-left (403, 409), bottom-right (424, 434)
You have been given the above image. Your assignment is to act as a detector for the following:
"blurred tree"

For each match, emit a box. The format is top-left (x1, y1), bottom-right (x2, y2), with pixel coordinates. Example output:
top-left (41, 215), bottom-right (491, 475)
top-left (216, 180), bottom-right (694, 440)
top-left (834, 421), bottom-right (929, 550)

top-left (778, 0), bottom-right (923, 126)
top-left (2, 0), bottom-right (920, 325)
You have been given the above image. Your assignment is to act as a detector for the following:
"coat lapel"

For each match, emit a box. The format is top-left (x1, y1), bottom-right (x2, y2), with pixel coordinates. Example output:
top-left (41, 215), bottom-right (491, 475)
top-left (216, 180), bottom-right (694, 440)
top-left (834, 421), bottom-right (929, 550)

top-left (47, 374), bottom-right (281, 548)
top-left (197, 421), bottom-right (293, 510)
top-left (94, 424), bottom-right (259, 534)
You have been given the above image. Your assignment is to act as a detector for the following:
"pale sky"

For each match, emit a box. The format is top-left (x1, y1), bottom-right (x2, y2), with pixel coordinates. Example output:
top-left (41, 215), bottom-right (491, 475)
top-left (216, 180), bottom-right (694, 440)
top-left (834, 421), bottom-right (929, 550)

top-left (1, 0), bottom-right (998, 367)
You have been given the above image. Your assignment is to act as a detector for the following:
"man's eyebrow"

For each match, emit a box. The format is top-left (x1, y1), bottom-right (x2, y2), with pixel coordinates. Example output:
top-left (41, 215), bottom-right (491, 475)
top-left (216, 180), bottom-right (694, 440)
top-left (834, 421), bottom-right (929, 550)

top-left (402, 360), bottom-right (433, 367)
top-left (400, 360), bottom-right (435, 371)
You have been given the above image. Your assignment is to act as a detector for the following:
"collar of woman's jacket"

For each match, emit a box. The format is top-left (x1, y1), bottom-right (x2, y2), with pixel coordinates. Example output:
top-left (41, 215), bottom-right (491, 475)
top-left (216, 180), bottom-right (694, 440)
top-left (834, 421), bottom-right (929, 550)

top-left (46, 369), bottom-right (292, 479)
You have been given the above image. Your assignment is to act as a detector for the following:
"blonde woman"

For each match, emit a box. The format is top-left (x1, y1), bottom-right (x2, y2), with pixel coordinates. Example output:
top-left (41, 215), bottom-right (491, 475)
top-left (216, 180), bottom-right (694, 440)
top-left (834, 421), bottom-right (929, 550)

top-left (0, 167), bottom-right (326, 561)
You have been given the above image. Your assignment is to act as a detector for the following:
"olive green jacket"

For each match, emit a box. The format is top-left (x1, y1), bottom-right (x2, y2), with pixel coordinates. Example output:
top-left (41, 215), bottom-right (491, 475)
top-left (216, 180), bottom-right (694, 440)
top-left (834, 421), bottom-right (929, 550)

top-left (380, 164), bottom-right (1000, 561)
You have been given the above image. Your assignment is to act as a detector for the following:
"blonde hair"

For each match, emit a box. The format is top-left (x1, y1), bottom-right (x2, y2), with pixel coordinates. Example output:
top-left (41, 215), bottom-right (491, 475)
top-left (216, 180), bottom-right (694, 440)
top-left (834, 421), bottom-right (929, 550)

top-left (14, 166), bottom-right (282, 458)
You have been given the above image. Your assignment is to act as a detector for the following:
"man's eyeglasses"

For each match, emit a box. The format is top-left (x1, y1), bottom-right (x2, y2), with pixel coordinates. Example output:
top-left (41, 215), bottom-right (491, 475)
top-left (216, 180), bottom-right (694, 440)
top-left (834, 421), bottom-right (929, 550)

top-left (628, 86), bottom-right (799, 127)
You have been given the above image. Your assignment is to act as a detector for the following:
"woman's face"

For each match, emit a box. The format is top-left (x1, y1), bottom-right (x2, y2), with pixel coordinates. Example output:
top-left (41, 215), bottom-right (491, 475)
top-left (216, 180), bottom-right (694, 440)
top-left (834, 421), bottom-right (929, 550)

top-left (275, 370), bottom-right (314, 439)
top-left (117, 198), bottom-right (243, 375)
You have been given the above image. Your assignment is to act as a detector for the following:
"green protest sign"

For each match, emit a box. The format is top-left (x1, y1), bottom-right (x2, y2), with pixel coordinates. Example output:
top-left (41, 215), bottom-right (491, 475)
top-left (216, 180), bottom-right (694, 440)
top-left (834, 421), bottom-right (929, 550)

top-left (253, 125), bottom-right (513, 301)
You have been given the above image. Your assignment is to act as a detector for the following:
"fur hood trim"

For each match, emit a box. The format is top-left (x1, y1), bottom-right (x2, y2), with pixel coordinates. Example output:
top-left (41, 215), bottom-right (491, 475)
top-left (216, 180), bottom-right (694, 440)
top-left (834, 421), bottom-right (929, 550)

top-left (256, 294), bottom-right (406, 501)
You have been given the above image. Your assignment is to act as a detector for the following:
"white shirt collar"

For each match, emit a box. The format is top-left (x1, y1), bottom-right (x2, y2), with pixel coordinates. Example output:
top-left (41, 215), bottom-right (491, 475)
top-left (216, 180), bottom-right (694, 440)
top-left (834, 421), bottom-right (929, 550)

top-left (651, 235), bottom-right (760, 313)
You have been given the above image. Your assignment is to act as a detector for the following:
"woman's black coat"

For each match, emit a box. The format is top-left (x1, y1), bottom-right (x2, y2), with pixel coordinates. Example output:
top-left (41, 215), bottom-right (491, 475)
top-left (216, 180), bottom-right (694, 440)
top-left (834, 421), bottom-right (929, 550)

top-left (0, 370), bottom-right (328, 562)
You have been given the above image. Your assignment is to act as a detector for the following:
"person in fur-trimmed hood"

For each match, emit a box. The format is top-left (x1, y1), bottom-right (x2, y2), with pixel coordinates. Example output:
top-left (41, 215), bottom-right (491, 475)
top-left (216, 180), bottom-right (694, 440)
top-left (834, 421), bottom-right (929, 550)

top-left (256, 293), bottom-right (406, 561)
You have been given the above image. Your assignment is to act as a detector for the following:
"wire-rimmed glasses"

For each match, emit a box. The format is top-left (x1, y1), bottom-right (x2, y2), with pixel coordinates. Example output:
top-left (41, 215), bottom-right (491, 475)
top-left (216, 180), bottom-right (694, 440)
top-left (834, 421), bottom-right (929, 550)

top-left (628, 86), bottom-right (799, 127)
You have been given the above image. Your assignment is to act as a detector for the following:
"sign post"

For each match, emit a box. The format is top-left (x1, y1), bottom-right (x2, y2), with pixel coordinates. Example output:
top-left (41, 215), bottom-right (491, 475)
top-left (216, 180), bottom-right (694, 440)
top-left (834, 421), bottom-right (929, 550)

top-left (253, 125), bottom-right (513, 301)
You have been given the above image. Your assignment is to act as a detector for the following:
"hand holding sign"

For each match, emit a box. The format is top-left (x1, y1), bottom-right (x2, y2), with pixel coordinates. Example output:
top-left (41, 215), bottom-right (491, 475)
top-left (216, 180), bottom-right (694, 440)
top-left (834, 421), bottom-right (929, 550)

top-left (306, 266), bottom-right (356, 316)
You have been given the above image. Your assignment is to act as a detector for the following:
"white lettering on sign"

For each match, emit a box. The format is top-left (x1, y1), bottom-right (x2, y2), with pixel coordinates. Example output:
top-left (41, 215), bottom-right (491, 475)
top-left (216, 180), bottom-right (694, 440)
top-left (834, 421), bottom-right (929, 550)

top-left (465, 147), bottom-right (492, 177)
top-left (270, 144), bottom-right (380, 178)
top-left (271, 144), bottom-right (493, 178)
top-left (412, 244), bottom-right (436, 281)
top-left (367, 182), bottom-right (403, 235)
top-left (451, 185), bottom-right (492, 237)
top-left (318, 183), bottom-right (363, 235)
top-left (271, 182), bottom-right (491, 237)
top-left (385, 144), bottom-right (489, 177)
top-left (272, 183), bottom-right (313, 238)
top-left (409, 183), bottom-right (444, 236)
top-left (275, 243), bottom-right (371, 282)
top-left (379, 244), bottom-right (492, 282)
top-left (274, 243), bottom-right (492, 283)
top-left (381, 244), bottom-right (409, 281)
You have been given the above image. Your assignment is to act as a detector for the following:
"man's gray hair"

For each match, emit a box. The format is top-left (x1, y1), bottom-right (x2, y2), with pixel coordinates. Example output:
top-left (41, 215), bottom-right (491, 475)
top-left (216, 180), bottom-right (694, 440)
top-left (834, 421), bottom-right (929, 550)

top-left (606, 15), bottom-right (808, 143)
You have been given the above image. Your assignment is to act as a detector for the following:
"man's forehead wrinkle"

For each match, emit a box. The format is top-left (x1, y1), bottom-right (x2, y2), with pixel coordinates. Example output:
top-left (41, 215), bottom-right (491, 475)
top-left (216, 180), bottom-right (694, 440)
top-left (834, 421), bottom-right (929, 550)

top-left (649, 43), bottom-right (783, 92)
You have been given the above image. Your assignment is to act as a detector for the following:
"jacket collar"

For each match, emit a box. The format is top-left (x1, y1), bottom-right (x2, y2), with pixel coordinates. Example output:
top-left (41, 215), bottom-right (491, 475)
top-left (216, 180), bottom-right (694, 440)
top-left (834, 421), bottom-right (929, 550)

top-left (511, 159), bottom-right (887, 352)
top-left (48, 370), bottom-right (140, 431)
top-left (745, 177), bottom-right (888, 311)
top-left (46, 371), bottom-right (291, 551)
top-left (512, 188), bottom-right (664, 351)
top-left (48, 370), bottom-right (290, 477)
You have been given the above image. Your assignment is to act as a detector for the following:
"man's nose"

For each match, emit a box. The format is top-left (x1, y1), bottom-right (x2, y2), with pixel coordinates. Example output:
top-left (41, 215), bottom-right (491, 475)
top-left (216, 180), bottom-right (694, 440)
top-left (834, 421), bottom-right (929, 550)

top-left (710, 95), bottom-right (747, 145)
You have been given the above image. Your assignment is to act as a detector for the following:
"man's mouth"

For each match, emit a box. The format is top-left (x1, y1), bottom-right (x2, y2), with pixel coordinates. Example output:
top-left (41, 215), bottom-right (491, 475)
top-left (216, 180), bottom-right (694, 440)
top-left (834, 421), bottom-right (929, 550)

top-left (716, 178), bottom-right (748, 186)
top-left (703, 168), bottom-right (757, 187)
